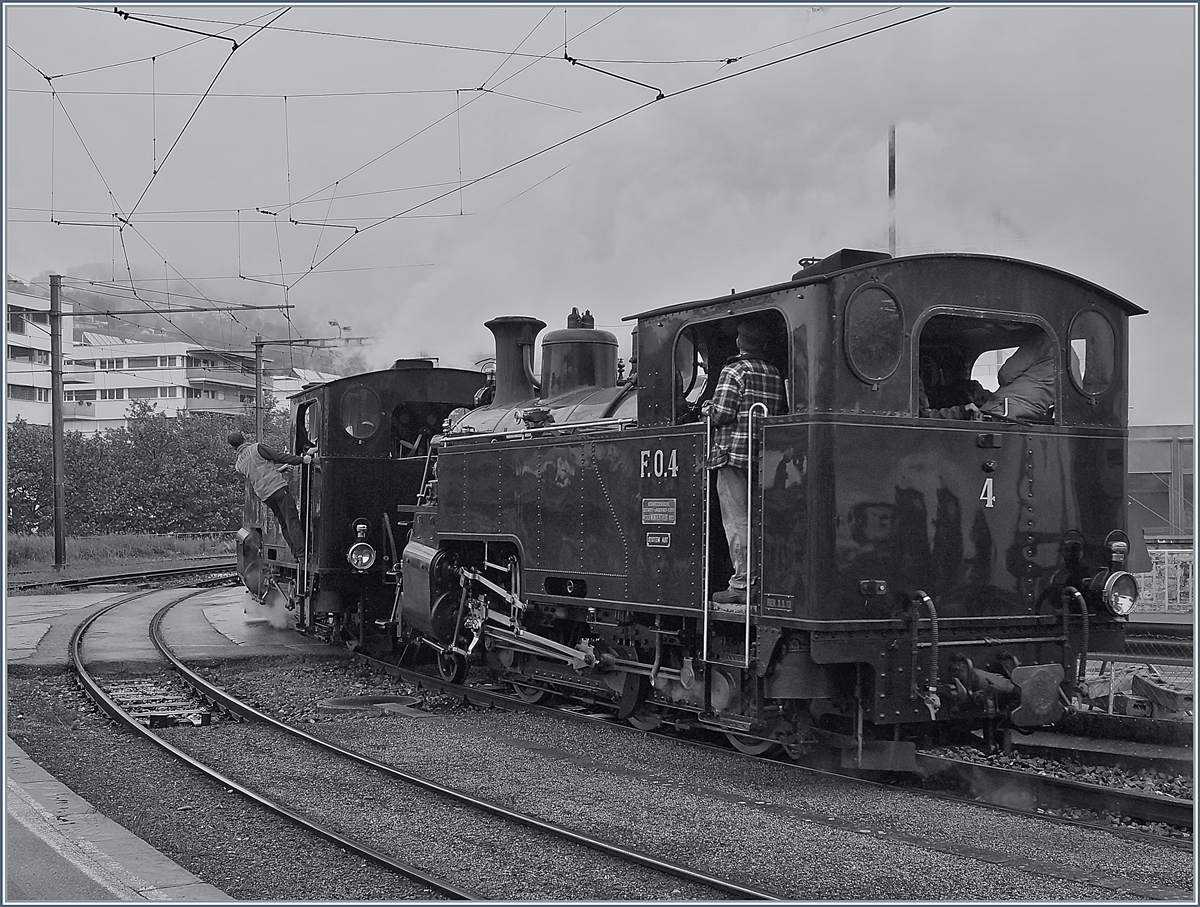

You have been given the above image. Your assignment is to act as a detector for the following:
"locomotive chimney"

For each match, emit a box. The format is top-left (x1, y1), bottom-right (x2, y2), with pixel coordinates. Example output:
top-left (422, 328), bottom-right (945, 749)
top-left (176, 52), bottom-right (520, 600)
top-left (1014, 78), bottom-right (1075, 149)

top-left (485, 316), bottom-right (546, 406)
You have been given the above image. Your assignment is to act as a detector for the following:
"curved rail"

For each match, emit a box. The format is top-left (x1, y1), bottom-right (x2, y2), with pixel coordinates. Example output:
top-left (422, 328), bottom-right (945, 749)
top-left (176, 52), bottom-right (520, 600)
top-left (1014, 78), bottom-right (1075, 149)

top-left (13, 560), bottom-right (238, 592)
top-left (150, 602), bottom-right (783, 900)
top-left (69, 591), bottom-right (478, 900)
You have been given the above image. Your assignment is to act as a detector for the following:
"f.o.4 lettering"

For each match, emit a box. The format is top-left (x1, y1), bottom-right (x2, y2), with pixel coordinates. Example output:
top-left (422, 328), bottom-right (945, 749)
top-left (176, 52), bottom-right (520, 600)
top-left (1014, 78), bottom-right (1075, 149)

top-left (640, 448), bottom-right (679, 479)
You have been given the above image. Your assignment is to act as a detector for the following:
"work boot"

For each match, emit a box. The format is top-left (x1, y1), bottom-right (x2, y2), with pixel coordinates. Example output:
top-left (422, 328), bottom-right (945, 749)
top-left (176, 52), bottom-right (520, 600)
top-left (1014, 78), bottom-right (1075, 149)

top-left (712, 588), bottom-right (746, 605)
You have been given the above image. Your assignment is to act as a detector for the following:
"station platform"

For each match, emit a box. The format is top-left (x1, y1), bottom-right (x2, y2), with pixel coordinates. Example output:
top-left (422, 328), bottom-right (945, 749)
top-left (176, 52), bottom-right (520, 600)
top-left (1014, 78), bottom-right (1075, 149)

top-left (6, 737), bottom-right (230, 901)
top-left (4, 588), bottom-right (270, 902)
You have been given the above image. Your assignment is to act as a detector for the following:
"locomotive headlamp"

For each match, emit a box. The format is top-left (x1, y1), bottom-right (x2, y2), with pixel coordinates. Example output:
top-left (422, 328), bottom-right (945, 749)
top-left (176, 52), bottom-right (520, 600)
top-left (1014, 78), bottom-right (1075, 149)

top-left (1091, 570), bottom-right (1139, 617)
top-left (348, 542), bottom-right (377, 571)
top-left (1105, 530), bottom-right (1130, 568)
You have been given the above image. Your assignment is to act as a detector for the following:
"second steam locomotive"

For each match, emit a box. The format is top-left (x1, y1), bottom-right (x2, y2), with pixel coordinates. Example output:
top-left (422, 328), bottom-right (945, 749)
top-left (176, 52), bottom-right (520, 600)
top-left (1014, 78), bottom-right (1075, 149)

top-left (239, 248), bottom-right (1148, 770)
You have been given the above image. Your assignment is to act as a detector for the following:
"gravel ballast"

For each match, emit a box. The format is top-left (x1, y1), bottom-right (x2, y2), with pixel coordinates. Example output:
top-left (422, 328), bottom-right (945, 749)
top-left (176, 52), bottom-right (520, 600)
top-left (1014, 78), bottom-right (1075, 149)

top-left (7, 653), bottom-right (1195, 901)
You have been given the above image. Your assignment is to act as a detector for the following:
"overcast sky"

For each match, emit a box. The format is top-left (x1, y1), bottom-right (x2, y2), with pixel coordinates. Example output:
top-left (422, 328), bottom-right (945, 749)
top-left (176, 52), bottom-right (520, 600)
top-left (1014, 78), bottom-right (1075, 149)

top-left (4, 3), bottom-right (1196, 425)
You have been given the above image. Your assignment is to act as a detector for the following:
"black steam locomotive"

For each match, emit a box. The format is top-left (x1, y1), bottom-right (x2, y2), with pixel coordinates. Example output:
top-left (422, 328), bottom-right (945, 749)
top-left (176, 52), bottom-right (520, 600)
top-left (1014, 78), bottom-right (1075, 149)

top-left (236, 359), bottom-right (487, 647)
top-left (243, 249), bottom-right (1149, 770)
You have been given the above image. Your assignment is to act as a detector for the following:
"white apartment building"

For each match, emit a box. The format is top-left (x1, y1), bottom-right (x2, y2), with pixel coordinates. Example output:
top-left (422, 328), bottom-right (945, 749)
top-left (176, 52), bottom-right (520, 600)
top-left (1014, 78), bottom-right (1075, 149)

top-left (6, 278), bottom-right (275, 434)
top-left (64, 333), bottom-right (263, 433)
top-left (6, 295), bottom-right (55, 423)
top-left (5, 279), bottom-right (94, 424)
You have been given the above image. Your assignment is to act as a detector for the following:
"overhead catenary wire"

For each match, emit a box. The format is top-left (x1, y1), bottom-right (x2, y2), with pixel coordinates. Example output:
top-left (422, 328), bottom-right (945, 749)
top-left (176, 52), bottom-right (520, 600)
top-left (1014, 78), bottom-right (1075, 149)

top-left (291, 6), bottom-right (950, 285)
top-left (17, 5), bottom-right (904, 228)
top-left (105, 6), bottom-right (884, 68)
top-left (13, 6), bottom-right (947, 336)
top-left (21, 7), bottom-right (291, 321)
top-left (275, 5), bottom-right (616, 216)
top-left (123, 8), bottom-right (290, 222)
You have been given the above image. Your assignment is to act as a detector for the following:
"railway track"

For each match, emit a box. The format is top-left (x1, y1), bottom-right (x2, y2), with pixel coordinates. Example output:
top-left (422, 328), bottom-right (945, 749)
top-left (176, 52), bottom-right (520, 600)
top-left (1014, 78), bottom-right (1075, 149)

top-left (913, 752), bottom-right (1192, 831)
top-left (70, 590), bottom-right (478, 900)
top-left (44, 587), bottom-right (1191, 900)
top-left (344, 650), bottom-right (1194, 842)
top-left (64, 579), bottom-right (1189, 840)
top-left (71, 593), bottom-right (784, 901)
top-left (11, 560), bottom-right (239, 592)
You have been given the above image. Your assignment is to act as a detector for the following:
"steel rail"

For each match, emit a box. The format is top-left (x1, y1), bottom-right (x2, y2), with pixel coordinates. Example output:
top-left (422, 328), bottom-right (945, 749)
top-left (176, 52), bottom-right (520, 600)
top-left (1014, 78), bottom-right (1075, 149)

top-left (914, 753), bottom-right (1194, 831)
top-left (152, 603), bottom-right (784, 901)
top-left (70, 591), bottom-right (479, 901)
top-left (346, 651), bottom-right (1194, 848)
top-left (12, 560), bottom-right (238, 592)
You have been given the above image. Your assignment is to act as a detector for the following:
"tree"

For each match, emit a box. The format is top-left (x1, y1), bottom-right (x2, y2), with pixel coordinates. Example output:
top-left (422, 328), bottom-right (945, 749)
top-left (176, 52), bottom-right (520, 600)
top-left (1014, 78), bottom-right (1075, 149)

top-left (4, 396), bottom-right (293, 536)
top-left (5, 418), bottom-right (52, 534)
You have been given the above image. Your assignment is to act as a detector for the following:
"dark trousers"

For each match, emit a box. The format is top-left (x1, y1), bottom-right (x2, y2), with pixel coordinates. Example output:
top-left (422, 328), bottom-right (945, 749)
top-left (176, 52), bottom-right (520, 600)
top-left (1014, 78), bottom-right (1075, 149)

top-left (264, 487), bottom-right (305, 559)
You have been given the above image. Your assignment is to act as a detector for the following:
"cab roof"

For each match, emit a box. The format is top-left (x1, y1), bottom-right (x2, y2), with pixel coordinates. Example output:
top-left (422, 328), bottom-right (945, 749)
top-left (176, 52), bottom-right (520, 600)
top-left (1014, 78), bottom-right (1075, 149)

top-left (625, 249), bottom-right (1147, 321)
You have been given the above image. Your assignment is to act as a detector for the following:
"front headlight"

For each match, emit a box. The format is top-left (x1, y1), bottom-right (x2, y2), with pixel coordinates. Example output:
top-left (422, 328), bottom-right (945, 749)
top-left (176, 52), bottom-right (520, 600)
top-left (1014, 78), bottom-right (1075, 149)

top-left (348, 542), bottom-right (376, 571)
top-left (1100, 570), bottom-right (1139, 616)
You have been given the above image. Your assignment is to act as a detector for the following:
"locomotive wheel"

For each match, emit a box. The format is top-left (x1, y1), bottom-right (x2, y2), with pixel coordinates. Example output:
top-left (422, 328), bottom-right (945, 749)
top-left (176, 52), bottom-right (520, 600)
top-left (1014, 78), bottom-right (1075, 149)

top-left (510, 681), bottom-right (549, 704)
top-left (437, 651), bottom-right (469, 684)
top-left (627, 709), bottom-right (661, 731)
top-left (725, 732), bottom-right (781, 756)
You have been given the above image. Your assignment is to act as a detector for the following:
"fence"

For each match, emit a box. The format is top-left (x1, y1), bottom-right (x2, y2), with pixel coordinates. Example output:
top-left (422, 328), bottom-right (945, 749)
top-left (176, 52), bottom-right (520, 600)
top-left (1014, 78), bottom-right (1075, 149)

top-left (1134, 548), bottom-right (1194, 612)
top-left (1079, 546), bottom-right (1194, 720)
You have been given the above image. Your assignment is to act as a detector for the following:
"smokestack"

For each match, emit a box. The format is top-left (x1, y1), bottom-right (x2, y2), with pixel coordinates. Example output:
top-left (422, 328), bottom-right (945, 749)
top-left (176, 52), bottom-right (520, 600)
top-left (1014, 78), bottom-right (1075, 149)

top-left (485, 316), bottom-right (546, 405)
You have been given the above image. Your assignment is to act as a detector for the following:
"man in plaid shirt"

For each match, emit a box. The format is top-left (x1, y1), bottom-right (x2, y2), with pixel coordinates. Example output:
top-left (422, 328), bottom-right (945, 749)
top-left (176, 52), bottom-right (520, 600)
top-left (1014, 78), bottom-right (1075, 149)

top-left (701, 319), bottom-right (787, 604)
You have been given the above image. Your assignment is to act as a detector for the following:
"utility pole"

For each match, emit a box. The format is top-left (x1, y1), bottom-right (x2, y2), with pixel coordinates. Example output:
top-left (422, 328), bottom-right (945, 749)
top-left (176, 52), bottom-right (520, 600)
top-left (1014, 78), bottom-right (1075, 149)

top-left (254, 335), bottom-right (264, 440)
top-left (888, 124), bottom-right (897, 257)
top-left (50, 275), bottom-right (66, 570)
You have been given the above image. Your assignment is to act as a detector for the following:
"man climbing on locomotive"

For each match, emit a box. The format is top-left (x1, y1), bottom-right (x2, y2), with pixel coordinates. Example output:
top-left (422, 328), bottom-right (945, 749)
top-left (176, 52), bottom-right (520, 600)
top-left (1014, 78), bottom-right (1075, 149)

top-left (228, 431), bottom-right (313, 560)
top-left (701, 317), bottom-right (788, 605)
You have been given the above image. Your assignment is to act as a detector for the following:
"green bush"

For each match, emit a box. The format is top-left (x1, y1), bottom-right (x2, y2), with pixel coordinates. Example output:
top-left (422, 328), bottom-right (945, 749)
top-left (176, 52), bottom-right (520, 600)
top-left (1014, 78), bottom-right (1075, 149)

top-left (6, 398), bottom-right (290, 536)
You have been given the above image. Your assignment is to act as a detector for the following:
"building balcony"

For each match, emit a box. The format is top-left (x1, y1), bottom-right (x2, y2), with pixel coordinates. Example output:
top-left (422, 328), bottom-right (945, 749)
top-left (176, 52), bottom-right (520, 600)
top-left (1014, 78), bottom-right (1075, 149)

top-left (184, 397), bottom-right (249, 415)
top-left (64, 362), bottom-right (95, 384)
top-left (186, 367), bottom-right (257, 389)
top-left (64, 401), bottom-right (99, 420)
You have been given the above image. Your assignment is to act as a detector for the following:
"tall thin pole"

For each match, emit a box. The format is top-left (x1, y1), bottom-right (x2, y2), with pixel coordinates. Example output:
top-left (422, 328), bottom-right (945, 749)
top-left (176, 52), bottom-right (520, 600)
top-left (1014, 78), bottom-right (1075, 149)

top-left (888, 124), bottom-right (897, 257)
top-left (50, 275), bottom-right (66, 569)
top-left (254, 335), bottom-right (264, 439)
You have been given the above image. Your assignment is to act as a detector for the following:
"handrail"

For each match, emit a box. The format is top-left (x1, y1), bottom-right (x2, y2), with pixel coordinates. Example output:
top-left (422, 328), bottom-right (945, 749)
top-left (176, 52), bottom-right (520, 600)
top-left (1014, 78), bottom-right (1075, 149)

top-left (702, 402), bottom-right (767, 668)
top-left (740, 402), bottom-right (768, 669)
top-left (702, 412), bottom-right (714, 661)
top-left (300, 458), bottom-right (313, 595)
top-left (439, 416), bottom-right (637, 447)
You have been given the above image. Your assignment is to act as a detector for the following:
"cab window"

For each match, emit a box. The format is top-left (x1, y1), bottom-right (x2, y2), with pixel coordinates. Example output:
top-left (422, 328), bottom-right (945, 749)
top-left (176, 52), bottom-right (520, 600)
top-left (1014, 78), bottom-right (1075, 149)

top-left (296, 400), bottom-right (319, 454)
top-left (672, 310), bottom-right (789, 424)
top-left (918, 314), bottom-right (1056, 424)
top-left (1067, 309), bottom-right (1116, 397)
top-left (340, 386), bottom-right (382, 440)
top-left (391, 402), bottom-right (453, 457)
top-left (845, 283), bottom-right (904, 385)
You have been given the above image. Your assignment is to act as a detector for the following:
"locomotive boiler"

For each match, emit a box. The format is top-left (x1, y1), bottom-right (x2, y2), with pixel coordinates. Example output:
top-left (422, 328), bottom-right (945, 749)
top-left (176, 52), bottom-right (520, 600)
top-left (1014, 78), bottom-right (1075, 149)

top-left (393, 249), bottom-right (1148, 769)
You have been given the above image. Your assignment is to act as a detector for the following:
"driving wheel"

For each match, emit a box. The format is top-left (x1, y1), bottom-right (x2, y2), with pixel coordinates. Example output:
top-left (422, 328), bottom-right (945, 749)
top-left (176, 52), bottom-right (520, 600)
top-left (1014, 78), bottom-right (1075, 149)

top-left (437, 651), bottom-right (468, 684)
top-left (510, 681), bottom-right (549, 703)
top-left (725, 732), bottom-right (781, 756)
